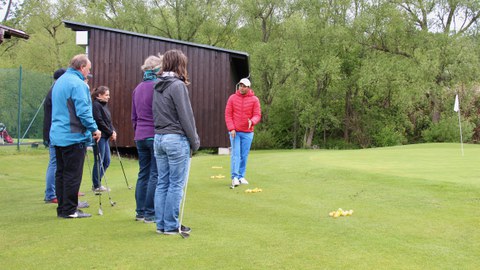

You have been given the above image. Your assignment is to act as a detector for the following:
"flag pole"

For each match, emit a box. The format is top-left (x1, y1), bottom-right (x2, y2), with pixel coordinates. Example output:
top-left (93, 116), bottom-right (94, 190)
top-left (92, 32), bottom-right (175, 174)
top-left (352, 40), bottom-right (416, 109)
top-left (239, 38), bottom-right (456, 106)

top-left (454, 94), bottom-right (464, 156)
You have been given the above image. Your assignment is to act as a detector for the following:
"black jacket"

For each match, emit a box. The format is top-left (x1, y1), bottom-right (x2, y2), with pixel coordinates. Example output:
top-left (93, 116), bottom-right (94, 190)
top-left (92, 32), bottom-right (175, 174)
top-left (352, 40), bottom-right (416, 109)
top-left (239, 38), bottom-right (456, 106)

top-left (92, 99), bottom-right (115, 138)
top-left (43, 87), bottom-right (53, 146)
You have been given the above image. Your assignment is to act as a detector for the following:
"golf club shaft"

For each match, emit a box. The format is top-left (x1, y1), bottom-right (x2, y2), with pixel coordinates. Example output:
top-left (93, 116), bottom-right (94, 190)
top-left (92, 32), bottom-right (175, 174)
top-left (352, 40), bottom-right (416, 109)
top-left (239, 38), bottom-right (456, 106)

top-left (178, 157), bottom-right (192, 236)
top-left (92, 146), bottom-right (104, 215)
top-left (114, 140), bottom-right (131, 189)
top-left (95, 140), bottom-right (116, 206)
top-left (86, 149), bottom-right (103, 213)
top-left (229, 134), bottom-right (236, 189)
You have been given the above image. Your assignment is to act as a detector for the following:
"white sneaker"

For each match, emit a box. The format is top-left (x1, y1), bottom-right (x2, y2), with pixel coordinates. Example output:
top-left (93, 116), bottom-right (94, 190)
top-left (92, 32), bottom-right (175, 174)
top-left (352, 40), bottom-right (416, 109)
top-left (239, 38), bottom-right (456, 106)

top-left (239, 178), bottom-right (249, 185)
top-left (92, 186), bottom-right (110, 192)
top-left (232, 177), bottom-right (240, 187)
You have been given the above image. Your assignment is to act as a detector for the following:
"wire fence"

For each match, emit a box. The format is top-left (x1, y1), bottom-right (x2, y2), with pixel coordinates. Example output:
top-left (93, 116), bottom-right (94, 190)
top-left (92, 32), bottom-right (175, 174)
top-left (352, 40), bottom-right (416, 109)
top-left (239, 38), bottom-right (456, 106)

top-left (0, 67), bottom-right (53, 144)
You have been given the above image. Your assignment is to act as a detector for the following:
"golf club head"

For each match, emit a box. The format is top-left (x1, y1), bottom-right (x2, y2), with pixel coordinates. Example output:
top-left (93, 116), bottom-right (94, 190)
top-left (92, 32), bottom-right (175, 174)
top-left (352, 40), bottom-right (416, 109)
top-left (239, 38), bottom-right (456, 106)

top-left (180, 232), bottom-right (190, 239)
top-left (110, 201), bottom-right (116, 206)
top-left (128, 186), bottom-right (133, 190)
top-left (98, 208), bottom-right (103, 216)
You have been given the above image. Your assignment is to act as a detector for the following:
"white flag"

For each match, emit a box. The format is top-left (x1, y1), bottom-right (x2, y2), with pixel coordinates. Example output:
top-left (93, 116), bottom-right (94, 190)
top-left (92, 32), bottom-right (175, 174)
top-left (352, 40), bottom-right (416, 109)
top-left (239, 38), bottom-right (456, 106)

top-left (454, 94), bottom-right (459, 112)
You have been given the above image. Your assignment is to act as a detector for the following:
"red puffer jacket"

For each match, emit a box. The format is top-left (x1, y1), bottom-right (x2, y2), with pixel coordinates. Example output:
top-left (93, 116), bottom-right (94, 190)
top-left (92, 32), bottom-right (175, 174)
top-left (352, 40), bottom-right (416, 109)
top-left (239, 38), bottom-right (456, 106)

top-left (225, 89), bottom-right (262, 132)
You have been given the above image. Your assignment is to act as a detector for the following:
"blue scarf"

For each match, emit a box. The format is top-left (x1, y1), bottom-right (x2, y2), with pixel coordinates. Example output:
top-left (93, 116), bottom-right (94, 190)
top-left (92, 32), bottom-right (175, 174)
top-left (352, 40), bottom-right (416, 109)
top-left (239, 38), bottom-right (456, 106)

top-left (143, 69), bottom-right (160, 81)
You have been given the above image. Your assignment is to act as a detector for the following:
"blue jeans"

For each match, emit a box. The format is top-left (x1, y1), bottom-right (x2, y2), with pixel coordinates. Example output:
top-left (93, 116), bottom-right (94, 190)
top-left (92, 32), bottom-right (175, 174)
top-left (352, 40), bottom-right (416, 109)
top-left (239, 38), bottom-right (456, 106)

top-left (154, 134), bottom-right (190, 231)
top-left (230, 131), bottom-right (254, 179)
top-left (44, 144), bottom-right (56, 201)
top-left (135, 139), bottom-right (158, 218)
top-left (92, 137), bottom-right (111, 188)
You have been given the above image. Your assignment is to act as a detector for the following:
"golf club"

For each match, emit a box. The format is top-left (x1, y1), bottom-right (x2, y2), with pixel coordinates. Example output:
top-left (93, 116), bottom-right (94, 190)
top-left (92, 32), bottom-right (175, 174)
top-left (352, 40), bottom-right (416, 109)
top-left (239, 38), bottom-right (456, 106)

top-left (86, 149), bottom-right (103, 215)
top-left (229, 137), bottom-right (236, 189)
top-left (98, 193), bottom-right (104, 215)
top-left (178, 157), bottom-right (192, 239)
top-left (95, 140), bottom-right (116, 207)
top-left (113, 140), bottom-right (132, 189)
top-left (94, 148), bottom-right (104, 214)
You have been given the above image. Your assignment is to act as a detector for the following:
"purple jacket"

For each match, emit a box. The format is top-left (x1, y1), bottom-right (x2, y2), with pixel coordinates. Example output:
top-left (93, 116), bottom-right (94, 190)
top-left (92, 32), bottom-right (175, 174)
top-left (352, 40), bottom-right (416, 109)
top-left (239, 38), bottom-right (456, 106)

top-left (131, 80), bottom-right (156, 140)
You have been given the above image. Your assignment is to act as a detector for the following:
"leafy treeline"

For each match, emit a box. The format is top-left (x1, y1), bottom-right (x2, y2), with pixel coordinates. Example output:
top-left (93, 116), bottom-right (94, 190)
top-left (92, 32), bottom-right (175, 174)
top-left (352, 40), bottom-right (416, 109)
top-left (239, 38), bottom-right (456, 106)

top-left (1, 0), bottom-right (480, 149)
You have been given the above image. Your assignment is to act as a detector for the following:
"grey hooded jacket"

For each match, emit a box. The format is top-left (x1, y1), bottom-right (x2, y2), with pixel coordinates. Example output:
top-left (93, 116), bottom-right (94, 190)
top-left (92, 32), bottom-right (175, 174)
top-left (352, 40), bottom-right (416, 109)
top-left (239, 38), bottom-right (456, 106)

top-left (153, 75), bottom-right (200, 151)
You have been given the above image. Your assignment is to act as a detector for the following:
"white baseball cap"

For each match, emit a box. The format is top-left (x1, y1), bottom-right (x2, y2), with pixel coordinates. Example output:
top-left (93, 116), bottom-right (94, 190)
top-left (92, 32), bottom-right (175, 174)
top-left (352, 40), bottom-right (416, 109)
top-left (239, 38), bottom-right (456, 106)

top-left (239, 78), bottom-right (251, 87)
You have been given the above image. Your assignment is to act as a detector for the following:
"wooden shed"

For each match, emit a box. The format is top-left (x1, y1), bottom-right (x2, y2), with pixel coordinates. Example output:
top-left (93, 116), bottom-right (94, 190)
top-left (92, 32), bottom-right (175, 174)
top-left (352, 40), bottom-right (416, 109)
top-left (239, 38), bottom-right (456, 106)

top-left (0, 24), bottom-right (29, 44)
top-left (63, 20), bottom-right (250, 149)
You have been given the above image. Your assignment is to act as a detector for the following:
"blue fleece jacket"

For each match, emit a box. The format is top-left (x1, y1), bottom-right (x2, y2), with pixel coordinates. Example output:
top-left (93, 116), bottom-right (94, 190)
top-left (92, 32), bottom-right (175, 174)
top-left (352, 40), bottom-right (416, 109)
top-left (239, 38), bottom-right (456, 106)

top-left (50, 68), bottom-right (98, 146)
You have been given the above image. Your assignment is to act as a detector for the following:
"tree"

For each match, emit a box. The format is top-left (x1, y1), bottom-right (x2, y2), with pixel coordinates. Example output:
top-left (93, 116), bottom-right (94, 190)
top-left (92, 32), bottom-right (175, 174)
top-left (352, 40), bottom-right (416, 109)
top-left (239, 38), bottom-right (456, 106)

top-left (363, 1), bottom-right (480, 124)
top-left (236, 0), bottom-right (295, 127)
top-left (80, 0), bottom-right (240, 47)
top-left (1, 0), bottom-right (14, 22)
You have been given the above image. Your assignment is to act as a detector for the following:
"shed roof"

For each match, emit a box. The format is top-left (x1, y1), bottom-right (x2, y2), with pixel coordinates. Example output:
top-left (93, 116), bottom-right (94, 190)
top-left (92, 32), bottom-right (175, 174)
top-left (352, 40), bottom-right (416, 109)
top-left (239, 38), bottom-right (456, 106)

top-left (63, 20), bottom-right (248, 58)
top-left (0, 24), bottom-right (29, 44)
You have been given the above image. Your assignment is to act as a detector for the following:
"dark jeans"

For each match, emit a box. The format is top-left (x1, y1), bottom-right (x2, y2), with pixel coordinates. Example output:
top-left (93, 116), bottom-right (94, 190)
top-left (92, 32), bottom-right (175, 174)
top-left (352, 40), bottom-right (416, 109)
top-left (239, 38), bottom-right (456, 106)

top-left (135, 139), bottom-right (158, 218)
top-left (55, 143), bottom-right (86, 216)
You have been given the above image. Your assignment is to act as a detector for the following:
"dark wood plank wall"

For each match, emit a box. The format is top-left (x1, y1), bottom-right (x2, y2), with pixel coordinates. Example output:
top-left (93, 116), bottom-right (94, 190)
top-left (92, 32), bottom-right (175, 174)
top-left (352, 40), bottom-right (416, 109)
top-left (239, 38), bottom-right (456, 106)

top-left (85, 27), bottom-right (244, 148)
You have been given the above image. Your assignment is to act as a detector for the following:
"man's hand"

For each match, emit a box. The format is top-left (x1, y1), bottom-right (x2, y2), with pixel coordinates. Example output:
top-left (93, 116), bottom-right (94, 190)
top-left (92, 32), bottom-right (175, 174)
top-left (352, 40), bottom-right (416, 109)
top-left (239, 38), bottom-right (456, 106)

top-left (248, 119), bottom-right (252, 129)
top-left (110, 131), bottom-right (117, 141)
top-left (230, 130), bottom-right (236, 139)
top-left (92, 130), bottom-right (101, 142)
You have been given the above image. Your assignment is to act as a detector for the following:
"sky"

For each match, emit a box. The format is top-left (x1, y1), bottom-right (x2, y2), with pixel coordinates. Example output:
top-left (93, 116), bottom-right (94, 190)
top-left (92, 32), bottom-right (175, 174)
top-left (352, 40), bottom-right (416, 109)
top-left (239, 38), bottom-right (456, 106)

top-left (1, 0), bottom-right (24, 23)
top-left (0, 9), bottom-right (6, 22)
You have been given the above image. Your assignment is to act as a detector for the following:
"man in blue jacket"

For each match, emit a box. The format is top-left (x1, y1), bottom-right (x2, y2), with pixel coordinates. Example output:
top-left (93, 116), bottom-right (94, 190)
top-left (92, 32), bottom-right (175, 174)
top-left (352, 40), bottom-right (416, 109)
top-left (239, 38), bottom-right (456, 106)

top-left (50, 54), bottom-right (101, 218)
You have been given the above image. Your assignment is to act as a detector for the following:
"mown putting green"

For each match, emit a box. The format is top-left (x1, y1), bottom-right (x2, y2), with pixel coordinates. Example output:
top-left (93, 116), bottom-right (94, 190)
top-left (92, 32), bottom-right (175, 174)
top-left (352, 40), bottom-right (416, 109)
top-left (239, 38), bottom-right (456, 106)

top-left (0, 143), bottom-right (478, 269)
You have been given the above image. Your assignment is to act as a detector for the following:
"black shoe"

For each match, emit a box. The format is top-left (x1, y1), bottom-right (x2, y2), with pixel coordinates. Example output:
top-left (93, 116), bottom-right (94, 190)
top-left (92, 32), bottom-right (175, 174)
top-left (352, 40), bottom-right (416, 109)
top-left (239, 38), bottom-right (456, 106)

top-left (144, 216), bottom-right (155, 223)
top-left (164, 225), bottom-right (191, 235)
top-left (65, 210), bottom-right (92, 218)
top-left (180, 225), bottom-right (191, 233)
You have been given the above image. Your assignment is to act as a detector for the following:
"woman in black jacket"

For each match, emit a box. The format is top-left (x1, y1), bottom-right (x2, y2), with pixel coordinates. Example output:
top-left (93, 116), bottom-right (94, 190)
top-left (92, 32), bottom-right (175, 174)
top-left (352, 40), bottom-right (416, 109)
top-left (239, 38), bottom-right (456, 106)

top-left (91, 86), bottom-right (117, 192)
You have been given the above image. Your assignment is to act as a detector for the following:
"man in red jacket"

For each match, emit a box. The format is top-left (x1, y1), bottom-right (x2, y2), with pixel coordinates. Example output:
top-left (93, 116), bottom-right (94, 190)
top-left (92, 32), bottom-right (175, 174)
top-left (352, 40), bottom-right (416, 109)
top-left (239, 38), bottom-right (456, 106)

top-left (225, 78), bottom-right (262, 187)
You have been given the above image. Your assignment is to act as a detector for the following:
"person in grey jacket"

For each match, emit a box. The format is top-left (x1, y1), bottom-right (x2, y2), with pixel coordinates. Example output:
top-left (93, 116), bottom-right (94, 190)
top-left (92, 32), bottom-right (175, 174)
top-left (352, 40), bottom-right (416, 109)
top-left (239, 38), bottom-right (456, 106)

top-left (152, 49), bottom-right (200, 235)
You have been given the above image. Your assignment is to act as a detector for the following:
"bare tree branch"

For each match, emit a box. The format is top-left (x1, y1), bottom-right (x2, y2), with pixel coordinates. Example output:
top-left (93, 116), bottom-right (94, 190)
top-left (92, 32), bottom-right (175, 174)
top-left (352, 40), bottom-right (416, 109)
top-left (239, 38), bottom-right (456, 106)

top-left (2, 0), bottom-right (12, 22)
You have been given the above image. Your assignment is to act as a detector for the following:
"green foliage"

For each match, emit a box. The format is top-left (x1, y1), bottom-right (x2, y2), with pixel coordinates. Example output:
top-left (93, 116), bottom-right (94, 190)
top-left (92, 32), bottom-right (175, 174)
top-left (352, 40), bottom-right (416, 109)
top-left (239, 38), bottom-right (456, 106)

top-left (373, 125), bottom-right (406, 147)
top-left (322, 138), bottom-right (361, 150)
top-left (251, 128), bottom-right (279, 149)
top-left (422, 115), bottom-right (475, 143)
top-left (1, 0), bottom-right (84, 72)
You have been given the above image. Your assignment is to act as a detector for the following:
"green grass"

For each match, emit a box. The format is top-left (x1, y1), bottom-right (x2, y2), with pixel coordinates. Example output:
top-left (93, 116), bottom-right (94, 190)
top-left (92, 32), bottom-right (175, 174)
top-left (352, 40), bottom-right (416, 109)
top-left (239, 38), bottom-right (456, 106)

top-left (0, 143), bottom-right (479, 269)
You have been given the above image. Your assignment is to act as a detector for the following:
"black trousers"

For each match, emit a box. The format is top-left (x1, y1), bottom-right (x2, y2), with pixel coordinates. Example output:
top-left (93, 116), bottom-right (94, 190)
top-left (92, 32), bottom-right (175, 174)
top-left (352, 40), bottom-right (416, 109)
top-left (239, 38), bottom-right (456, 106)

top-left (55, 143), bottom-right (86, 216)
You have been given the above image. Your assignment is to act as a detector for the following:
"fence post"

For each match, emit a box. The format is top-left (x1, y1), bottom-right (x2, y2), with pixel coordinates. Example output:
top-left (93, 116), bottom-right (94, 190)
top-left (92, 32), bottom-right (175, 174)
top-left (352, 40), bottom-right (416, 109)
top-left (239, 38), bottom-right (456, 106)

top-left (17, 65), bottom-right (22, 151)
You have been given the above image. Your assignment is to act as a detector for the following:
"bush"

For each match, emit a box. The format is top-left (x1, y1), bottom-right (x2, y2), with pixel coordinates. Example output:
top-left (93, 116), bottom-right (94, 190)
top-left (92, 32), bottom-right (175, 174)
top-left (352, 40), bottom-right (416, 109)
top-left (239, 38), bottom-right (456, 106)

top-left (322, 138), bottom-right (361, 150)
top-left (422, 116), bottom-right (474, 143)
top-left (251, 129), bottom-right (279, 149)
top-left (373, 125), bottom-right (406, 147)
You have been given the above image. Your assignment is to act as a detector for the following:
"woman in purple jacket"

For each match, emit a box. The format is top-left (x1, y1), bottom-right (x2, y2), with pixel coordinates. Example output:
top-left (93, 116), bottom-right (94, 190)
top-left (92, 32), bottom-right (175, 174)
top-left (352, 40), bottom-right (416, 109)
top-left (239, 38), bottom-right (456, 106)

top-left (131, 54), bottom-right (163, 223)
